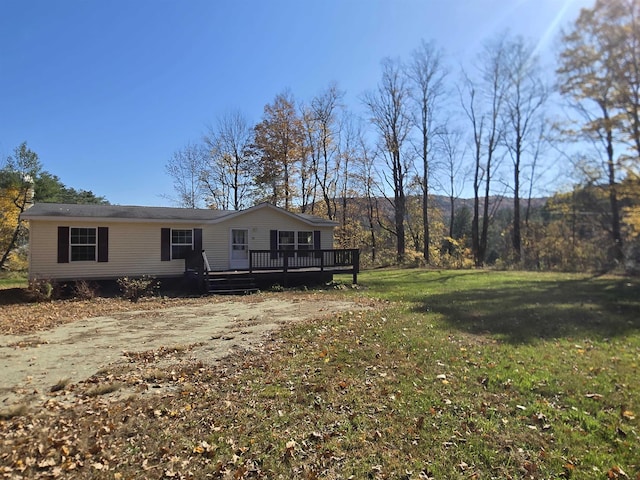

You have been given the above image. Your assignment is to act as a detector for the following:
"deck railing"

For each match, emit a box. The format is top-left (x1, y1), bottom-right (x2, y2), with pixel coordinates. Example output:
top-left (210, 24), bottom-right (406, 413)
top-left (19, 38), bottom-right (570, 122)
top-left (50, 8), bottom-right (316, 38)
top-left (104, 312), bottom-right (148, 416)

top-left (249, 248), bottom-right (359, 274)
top-left (187, 248), bottom-right (360, 288)
top-left (250, 248), bottom-right (360, 284)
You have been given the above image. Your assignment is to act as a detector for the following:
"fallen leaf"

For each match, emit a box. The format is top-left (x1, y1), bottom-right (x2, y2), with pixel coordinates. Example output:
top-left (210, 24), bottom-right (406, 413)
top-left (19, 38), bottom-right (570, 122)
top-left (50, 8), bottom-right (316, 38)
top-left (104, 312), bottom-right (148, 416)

top-left (607, 466), bottom-right (629, 479)
top-left (585, 393), bottom-right (603, 400)
top-left (621, 409), bottom-right (635, 420)
top-left (37, 458), bottom-right (57, 468)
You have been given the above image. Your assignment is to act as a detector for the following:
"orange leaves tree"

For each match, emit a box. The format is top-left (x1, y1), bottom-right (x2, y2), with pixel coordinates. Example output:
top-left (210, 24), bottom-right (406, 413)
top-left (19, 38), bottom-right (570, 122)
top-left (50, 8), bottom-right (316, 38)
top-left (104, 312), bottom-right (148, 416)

top-left (252, 90), bottom-right (305, 211)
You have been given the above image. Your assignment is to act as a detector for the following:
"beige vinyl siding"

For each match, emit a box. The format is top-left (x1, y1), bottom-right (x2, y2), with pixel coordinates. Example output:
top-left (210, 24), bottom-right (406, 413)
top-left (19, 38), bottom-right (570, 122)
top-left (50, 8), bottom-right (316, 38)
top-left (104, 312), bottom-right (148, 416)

top-left (203, 208), bottom-right (334, 270)
top-left (27, 206), bottom-right (335, 279)
top-left (28, 220), bottom-right (204, 280)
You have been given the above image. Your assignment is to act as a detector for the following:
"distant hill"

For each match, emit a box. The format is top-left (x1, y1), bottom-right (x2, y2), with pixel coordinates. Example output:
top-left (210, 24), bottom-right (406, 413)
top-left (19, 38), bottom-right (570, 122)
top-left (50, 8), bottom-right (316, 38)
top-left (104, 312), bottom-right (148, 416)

top-left (314, 194), bottom-right (549, 220)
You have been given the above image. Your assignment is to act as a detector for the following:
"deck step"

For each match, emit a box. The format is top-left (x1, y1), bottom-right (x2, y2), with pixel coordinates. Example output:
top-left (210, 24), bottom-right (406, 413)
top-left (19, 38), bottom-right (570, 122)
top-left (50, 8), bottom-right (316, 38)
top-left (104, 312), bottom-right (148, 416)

top-left (207, 275), bottom-right (257, 295)
top-left (209, 287), bottom-right (260, 295)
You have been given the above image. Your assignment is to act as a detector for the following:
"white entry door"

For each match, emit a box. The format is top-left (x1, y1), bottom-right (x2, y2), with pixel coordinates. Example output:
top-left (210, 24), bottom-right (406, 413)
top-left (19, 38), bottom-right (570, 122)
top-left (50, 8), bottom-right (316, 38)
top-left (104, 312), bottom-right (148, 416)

top-left (230, 229), bottom-right (249, 269)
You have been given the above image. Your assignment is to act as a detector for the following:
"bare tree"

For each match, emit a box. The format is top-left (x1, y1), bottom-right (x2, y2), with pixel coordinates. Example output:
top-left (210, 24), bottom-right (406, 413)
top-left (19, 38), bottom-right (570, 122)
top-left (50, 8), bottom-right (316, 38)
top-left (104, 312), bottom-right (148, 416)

top-left (301, 83), bottom-right (344, 217)
top-left (336, 112), bottom-right (362, 230)
top-left (406, 39), bottom-right (447, 264)
top-left (459, 35), bottom-right (509, 266)
top-left (203, 111), bottom-right (254, 210)
top-left (355, 134), bottom-right (379, 262)
top-left (502, 36), bottom-right (549, 263)
top-left (165, 142), bottom-right (208, 209)
top-left (363, 58), bottom-right (413, 263)
top-left (436, 127), bottom-right (467, 250)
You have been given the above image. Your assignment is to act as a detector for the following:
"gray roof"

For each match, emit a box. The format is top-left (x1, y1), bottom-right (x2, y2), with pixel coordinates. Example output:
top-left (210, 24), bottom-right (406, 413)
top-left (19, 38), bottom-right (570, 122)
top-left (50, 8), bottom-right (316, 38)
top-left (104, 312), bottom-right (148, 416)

top-left (21, 202), bottom-right (337, 226)
top-left (21, 203), bottom-right (229, 221)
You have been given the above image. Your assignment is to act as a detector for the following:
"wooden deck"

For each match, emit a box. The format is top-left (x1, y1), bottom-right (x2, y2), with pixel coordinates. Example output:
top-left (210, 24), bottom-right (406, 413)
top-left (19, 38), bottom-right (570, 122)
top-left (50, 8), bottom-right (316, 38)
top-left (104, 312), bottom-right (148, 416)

top-left (186, 248), bottom-right (360, 293)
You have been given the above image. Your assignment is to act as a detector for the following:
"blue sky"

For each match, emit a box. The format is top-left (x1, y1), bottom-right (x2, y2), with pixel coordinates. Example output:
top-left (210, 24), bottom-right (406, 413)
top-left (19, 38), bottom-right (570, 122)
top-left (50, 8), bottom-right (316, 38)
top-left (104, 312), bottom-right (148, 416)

top-left (0, 0), bottom-right (591, 206)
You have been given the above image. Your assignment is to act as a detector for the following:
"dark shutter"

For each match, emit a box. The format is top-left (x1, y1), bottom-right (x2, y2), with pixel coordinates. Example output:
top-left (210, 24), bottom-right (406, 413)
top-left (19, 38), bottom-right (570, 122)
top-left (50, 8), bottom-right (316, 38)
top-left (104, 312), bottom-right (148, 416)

top-left (97, 227), bottom-right (109, 262)
top-left (161, 228), bottom-right (171, 261)
top-left (314, 230), bottom-right (322, 259)
top-left (194, 228), bottom-right (203, 252)
top-left (270, 230), bottom-right (278, 260)
top-left (57, 226), bottom-right (69, 263)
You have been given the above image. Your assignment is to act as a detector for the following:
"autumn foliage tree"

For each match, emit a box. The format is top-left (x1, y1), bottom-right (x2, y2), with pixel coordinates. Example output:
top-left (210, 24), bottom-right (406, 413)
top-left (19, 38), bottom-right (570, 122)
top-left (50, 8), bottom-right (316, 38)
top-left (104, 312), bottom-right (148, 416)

top-left (557, 0), bottom-right (640, 265)
top-left (1, 143), bottom-right (109, 270)
top-left (0, 143), bottom-right (40, 269)
top-left (253, 91), bottom-right (305, 210)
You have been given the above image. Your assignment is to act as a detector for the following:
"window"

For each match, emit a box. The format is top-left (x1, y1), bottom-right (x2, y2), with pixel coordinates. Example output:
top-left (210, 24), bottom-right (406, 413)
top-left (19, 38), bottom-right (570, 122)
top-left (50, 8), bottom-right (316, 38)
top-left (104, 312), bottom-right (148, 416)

top-left (171, 229), bottom-right (193, 259)
top-left (278, 231), bottom-right (295, 250)
top-left (70, 227), bottom-right (96, 261)
top-left (297, 231), bottom-right (313, 256)
top-left (276, 230), bottom-right (315, 258)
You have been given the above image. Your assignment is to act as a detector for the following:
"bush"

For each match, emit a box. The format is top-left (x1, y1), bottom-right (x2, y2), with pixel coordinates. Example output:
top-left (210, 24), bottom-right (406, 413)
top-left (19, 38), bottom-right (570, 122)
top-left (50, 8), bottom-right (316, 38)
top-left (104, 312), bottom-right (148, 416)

top-left (28, 278), bottom-right (64, 302)
top-left (117, 275), bottom-right (159, 302)
top-left (72, 280), bottom-right (99, 300)
top-left (270, 283), bottom-right (285, 292)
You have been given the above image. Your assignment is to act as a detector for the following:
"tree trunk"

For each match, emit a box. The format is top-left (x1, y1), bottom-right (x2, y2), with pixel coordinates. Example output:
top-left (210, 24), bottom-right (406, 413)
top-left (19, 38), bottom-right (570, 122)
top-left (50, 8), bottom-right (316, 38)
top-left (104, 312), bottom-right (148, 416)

top-left (396, 192), bottom-right (406, 263)
top-left (605, 110), bottom-right (623, 262)
top-left (471, 141), bottom-right (482, 266)
top-left (512, 136), bottom-right (522, 264)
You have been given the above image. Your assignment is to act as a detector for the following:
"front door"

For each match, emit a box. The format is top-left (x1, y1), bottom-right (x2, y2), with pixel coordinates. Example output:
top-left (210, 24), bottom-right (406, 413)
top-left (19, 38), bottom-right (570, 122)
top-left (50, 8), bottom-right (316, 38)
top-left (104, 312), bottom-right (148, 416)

top-left (230, 229), bottom-right (249, 269)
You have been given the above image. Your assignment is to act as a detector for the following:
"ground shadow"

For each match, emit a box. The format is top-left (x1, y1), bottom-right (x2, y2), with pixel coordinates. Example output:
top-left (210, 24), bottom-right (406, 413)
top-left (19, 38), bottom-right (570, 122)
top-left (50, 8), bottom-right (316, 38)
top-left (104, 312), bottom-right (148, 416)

top-left (412, 276), bottom-right (640, 343)
top-left (0, 288), bottom-right (32, 305)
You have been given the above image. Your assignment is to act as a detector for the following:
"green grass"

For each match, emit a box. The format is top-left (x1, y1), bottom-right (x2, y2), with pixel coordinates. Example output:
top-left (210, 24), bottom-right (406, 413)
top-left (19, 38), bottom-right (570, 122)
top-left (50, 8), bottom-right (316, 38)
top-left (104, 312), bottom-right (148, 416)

top-left (0, 271), bottom-right (27, 289)
top-left (1, 269), bottom-right (639, 479)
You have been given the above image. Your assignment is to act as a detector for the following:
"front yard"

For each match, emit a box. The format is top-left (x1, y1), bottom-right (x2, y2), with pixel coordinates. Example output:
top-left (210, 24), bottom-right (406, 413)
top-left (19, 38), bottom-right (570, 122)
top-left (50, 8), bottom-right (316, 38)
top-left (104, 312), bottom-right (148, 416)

top-left (1, 270), bottom-right (639, 479)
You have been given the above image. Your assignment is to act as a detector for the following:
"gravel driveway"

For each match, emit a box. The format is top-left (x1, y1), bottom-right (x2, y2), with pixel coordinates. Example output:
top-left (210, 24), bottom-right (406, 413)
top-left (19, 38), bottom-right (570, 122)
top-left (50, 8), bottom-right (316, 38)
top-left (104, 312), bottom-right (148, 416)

top-left (0, 296), bottom-right (362, 408)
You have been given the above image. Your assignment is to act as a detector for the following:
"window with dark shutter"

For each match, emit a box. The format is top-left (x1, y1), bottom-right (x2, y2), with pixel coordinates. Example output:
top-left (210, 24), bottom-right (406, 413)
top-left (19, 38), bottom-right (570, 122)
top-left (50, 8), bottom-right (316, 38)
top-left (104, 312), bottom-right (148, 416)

top-left (171, 229), bottom-right (193, 259)
top-left (70, 227), bottom-right (97, 261)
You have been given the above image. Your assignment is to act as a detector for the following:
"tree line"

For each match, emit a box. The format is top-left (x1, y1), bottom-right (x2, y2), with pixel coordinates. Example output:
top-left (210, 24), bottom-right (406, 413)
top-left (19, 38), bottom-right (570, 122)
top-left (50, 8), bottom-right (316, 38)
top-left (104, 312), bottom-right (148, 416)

top-left (165, 1), bottom-right (640, 273)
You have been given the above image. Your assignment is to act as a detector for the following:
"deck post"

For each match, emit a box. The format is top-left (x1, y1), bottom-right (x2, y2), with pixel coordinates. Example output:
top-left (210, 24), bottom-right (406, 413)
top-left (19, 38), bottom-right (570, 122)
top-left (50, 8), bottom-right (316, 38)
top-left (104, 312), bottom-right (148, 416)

top-left (352, 249), bottom-right (360, 285)
top-left (283, 252), bottom-right (288, 287)
top-left (249, 250), bottom-right (253, 274)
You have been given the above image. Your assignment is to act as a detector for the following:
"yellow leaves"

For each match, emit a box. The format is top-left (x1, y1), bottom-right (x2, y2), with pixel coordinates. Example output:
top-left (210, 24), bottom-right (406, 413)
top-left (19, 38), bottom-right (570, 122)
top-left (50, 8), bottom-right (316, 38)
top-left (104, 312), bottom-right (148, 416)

top-left (193, 440), bottom-right (215, 456)
top-left (621, 409), bottom-right (635, 420)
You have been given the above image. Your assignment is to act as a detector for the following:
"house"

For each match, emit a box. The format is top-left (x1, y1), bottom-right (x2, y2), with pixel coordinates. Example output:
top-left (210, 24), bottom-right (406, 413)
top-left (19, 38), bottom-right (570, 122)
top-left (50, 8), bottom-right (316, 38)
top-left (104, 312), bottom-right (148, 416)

top-left (20, 202), bottom-right (359, 291)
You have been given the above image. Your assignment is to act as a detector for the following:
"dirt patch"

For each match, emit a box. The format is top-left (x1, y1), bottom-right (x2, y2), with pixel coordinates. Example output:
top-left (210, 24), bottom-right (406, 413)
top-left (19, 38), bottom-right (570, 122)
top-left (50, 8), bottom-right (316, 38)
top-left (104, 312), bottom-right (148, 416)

top-left (0, 293), bottom-right (367, 408)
